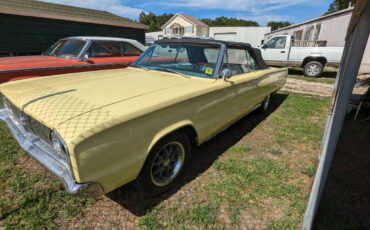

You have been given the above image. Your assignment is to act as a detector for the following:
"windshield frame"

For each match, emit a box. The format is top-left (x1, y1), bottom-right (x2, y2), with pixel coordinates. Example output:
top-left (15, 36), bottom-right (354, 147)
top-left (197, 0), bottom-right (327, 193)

top-left (133, 42), bottom-right (226, 79)
top-left (42, 38), bottom-right (91, 59)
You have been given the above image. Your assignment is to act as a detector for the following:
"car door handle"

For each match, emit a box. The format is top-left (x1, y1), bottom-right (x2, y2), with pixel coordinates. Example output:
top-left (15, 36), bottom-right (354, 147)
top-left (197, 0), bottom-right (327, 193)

top-left (281, 51), bottom-right (285, 53)
top-left (253, 80), bottom-right (259, 86)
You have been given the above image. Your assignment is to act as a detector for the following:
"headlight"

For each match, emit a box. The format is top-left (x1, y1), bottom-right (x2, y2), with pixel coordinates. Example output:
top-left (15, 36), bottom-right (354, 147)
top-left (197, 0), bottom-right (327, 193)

top-left (50, 131), bottom-right (67, 154)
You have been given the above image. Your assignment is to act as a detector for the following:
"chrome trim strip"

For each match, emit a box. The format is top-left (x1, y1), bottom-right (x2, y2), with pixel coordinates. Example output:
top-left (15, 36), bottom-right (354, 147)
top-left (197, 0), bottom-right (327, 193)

top-left (0, 62), bottom-right (132, 74)
top-left (0, 108), bottom-right (103, 195)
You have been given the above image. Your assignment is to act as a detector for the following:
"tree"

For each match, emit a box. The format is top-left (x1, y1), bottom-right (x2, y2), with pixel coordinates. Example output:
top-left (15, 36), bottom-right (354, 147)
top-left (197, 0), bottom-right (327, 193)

top-left (201, 16), bottom-right (259, 27)
top-left (325, 0), bottom-right (356, 15)
top-left (139, 12), bottom-right (174, 32)
top-left (267, 21), bottom-right (292, 31)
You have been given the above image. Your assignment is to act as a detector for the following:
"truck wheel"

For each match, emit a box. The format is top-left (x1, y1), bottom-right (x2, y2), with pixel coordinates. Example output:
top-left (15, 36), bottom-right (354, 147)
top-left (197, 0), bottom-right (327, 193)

top-left (136, 132), bottom-right (191, 196)
top-left (304, 61), bottom-right (323, 77)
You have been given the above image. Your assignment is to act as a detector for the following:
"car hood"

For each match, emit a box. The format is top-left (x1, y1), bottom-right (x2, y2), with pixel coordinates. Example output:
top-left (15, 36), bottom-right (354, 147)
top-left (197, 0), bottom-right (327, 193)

top-left (0, 67), bottom-right (189, 128)
top-left (0, 55), bottom-right (71, 72)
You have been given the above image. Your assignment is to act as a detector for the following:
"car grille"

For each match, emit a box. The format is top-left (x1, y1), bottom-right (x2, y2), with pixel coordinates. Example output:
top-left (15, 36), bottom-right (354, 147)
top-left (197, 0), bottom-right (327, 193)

top-left (3, 96), bottom-right (51, 143)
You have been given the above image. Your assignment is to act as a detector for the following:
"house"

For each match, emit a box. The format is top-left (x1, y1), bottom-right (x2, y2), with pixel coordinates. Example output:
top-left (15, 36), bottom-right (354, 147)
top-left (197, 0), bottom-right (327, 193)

top-left (148, 13), bottom-right (270, 47)
top-left (0, 0), bottom-right (148, 56)
top-left (263, 7), bottom-right (370, 73)
top-left (209, 27), bottom-right (271, 47)
top-left (161, 13), bottom-right (209, 37)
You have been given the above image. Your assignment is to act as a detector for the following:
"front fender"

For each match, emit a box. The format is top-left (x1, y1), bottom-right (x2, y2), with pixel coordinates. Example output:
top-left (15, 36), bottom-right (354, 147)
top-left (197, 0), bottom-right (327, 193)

top-left (147, 120), bottom-right (197, 154)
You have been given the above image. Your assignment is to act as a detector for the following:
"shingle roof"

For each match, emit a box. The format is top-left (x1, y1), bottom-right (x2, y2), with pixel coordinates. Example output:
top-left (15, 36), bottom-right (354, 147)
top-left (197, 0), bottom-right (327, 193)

top-left (0, 0), bottom-right (149, 30)
top-left (180, 14), bottom-right (209, 27)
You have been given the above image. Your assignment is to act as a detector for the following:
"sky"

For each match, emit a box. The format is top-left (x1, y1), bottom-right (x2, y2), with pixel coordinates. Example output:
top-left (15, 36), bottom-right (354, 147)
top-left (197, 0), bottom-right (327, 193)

top-left (39, 0), bottom-right (335, 26)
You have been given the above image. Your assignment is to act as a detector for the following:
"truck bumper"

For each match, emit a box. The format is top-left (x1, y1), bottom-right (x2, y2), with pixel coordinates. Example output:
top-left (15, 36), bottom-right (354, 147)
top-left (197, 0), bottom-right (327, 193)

top-left (0, 108), bottom-right (104, 197)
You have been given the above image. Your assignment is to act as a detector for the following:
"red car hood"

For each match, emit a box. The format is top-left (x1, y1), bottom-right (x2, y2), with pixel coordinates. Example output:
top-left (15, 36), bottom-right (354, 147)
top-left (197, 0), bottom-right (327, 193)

top-left (0, 56), bottom-right (73, 72)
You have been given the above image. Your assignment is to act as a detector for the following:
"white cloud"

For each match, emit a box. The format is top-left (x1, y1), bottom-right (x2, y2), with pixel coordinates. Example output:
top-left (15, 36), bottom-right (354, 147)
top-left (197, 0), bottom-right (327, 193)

top-left (38, 0), bottom-right (144, 19)
top-left (158, 0), bottom-right (322, 25)
top-left (162, 0), bottom-right (321, 12)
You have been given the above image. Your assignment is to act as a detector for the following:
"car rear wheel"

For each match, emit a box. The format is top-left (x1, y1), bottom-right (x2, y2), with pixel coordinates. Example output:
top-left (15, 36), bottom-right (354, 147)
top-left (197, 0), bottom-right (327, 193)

top-left (136, 132), bottom-right (191, 196)
top-left (304, 61), bottom-right (323, 77)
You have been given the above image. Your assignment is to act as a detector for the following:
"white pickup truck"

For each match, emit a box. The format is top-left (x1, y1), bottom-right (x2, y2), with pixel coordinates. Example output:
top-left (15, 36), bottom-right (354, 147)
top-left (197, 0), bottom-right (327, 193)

top-left (259, 35), bottom-right (344, 77)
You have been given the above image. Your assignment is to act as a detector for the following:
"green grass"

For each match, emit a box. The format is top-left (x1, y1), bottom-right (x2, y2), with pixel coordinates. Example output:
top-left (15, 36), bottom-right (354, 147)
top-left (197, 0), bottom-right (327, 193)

top-left (0, 123), bottom-right (93, 229)
top-left (302, 157), bottom-right (319, 177)
top-left (270, 93), bottom-right (329, 146)
top-left (288, 67), bottom-right (337, 84)
top-left (0, 92), bottom-right (331, 229)
top-left (228, 144), bottom-right (253, 154)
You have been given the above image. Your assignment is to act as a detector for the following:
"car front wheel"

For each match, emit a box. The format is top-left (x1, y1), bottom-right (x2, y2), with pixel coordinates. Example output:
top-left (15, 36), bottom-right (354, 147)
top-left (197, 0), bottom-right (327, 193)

top-left (136, 132), bottom-right (191, 196)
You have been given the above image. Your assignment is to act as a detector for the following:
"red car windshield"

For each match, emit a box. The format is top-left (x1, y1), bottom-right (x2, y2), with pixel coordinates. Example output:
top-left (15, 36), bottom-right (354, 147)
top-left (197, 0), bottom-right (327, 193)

top-left (43, 39), bottom-right (86, 58)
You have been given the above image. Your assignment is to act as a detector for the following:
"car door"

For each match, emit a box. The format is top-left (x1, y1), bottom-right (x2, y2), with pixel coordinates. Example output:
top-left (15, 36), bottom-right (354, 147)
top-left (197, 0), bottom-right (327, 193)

top-left (224, 48), bottom-right (266, 118)
top-left (260, 36), bottom-right (289, 62)
top-left (86, 41), bottom-right (141, 68)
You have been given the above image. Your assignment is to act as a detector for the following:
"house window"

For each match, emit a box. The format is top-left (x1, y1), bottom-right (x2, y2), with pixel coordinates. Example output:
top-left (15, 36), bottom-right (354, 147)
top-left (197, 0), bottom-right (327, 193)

top-left (313, 24), bottom-right (321, 41)
top-left (303, 25), bottom-right (314, 41)
top-left (294, 30), bottom-right (303, 40)
top-left (166, 28), bottom-right (171, 34)
top-left (185, 26), bottom-right (193, 34)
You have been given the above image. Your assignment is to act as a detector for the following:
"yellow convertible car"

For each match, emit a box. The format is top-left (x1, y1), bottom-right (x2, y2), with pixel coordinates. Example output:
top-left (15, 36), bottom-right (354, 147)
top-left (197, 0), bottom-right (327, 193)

top-left (0, 38), bottom-right (287, 196)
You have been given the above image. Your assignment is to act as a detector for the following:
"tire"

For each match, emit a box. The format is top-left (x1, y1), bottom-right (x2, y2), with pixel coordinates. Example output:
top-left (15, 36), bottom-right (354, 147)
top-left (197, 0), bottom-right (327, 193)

top-left (135, 132), bottom-right (191, 196)
top-left (258, 94), bottom-right (270, 112)
top-left (304, 61), bottom-right (324, 77)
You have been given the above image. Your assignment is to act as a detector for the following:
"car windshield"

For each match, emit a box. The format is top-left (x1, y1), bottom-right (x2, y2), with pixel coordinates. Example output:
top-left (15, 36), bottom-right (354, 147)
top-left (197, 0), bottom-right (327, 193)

top-left (43, 39), bottom-right (86, 58)
top-left (132, 43), bottom-right (221, 78)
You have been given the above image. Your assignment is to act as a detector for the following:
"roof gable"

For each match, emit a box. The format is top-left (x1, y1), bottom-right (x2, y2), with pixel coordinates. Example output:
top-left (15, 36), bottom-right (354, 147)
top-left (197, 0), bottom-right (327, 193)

top-left (0, 0), bottom-right (149, 30)
top-left (161, 13), bottom-right (209, 29)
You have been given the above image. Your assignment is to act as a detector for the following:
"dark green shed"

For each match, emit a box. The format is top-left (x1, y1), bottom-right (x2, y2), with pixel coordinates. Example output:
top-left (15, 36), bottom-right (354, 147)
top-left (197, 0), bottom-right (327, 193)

top-left (0, 0), bottom-right (148, 55)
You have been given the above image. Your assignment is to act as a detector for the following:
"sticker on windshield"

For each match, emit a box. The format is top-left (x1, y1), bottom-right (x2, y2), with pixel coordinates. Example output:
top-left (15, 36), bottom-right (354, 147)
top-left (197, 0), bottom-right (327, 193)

top-left (205, 67), bottom-right (213, 75)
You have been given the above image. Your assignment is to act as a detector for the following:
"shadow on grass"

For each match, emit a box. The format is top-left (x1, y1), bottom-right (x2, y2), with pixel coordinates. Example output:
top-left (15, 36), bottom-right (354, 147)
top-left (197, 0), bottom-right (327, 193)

top-left (288, 68), bottom-right (337, 78)
top-left (314, 112), bottom-right (370, 229)
top-left (105, 93), bottom-right (288, 216)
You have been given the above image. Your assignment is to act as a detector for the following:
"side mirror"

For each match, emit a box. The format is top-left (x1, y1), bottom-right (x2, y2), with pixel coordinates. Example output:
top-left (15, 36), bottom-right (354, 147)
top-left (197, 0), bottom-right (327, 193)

top-left (81, 54), bottom-right (89, 62)
top-left (221, 69), bottom-right (232, 79)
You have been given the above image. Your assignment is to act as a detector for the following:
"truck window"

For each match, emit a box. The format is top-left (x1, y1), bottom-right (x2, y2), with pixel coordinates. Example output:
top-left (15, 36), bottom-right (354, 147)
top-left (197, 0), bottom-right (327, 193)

top-left (264, 37), bottom-right (286, 49)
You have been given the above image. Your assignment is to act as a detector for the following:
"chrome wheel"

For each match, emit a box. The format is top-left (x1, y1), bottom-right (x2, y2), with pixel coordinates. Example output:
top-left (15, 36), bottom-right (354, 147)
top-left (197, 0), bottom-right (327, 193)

top-left (150, 141), bottom-right (185, 187)
top-left (304, 61), bottom-right (323, 77)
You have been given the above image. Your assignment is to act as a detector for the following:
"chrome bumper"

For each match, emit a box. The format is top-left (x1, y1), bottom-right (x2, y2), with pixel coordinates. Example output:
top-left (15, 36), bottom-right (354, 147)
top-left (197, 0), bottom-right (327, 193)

top-left (0, 108), bottom-right (103, 197)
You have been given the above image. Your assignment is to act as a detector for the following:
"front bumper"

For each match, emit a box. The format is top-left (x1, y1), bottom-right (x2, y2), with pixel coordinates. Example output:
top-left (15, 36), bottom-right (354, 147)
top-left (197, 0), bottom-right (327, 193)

top-left (0, 108), bottom-right (103, 197)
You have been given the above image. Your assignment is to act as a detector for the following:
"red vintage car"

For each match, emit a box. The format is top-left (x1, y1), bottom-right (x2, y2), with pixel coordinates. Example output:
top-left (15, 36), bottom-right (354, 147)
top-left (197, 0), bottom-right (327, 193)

top-left (0, 36), bottom-right (145, 84)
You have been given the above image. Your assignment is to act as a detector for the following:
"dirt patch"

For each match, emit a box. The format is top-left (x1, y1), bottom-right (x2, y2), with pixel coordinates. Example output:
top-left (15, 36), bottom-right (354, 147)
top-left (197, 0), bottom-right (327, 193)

top-left (16, 156), bottom-right (47, 175)
top-left (283, 78), bottom-right (334, 97)
top-left (239, 198), bottom-right (284, 230)
top-left (216, 204), bottom-right (233, 230)
top-left (64, 196), bottom-right (138, 230)
top-left (284, 76), bottom-right (368, 98)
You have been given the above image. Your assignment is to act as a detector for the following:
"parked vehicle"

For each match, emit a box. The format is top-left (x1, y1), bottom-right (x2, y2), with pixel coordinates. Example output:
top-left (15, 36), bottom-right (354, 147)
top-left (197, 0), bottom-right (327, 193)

top-left (259, 35), bottom-right (343, 77)
top-left (0, 37), bottom-right (145, 84)
top-left (0, 38), bottom-right (287, 196)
